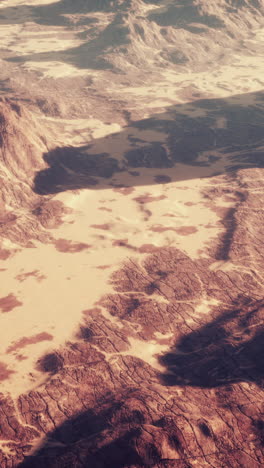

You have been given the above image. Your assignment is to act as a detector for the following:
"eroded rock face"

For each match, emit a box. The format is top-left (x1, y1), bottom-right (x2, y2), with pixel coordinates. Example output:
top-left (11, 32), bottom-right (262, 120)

top-left (0, 169), bottom-right (262, 467)
top-left (0, 99), bottom-right (46, 202)
top-left (0, 100), bottom-right (74, 244)
top-left (0, 99), bottom-right (51, 244)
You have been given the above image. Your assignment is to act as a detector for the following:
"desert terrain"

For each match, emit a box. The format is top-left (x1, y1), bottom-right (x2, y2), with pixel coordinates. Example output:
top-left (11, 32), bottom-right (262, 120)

top-left (0, 0), bottom-right (264, 466)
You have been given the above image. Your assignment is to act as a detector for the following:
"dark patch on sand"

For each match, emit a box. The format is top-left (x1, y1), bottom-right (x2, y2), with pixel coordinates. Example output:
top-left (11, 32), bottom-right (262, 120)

top-left (205, 223), bottom-right (216, 229)
top-left (99, 207), bottom-right (112, 212)
top-left (133, 194), bottom-right (167, 204)
top-left (0, 293), bottom-right (22, 313)
top-left (137, 244), bottom-right (161, 254)
top-left (136, 201), bottom-right (153, 221)
top-left (90, 224), bottom-right (111, 230)
top-left (112, 239), bottom-right (137, 251)
top-left (15, 355), bottom-right (27, 361)
top-left (7, 332), bottom-right (54, 354)
top-left (0, 362), bottom-right (15, 381)
top-left (15, 270), bottom-right (46, 282)
top-left (175, 226), bottom-right (198, 235)
top-left (54, 238), bottom-right (91, 253)
top-left (25, 242), bottom-right (36, 249)
top-left (162, 213), bottom-right (176, 218)
top-left (0, 248), bottom-right (11, 260)
top-left (96, 265), bottom-right (111, 270)
top-left (150, 225), bottom-right (197, 235)
top-left (95, 235), bottom-right (106, 242)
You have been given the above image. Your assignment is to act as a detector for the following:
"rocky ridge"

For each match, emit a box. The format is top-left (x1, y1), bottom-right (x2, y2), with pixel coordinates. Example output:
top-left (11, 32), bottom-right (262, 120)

top-left (0, 168), bottom-right (263, 467)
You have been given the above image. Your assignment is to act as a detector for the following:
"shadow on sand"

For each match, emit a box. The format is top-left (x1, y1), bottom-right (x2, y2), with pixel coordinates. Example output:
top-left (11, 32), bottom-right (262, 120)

top-left (33, 90), bottom-right (264, 195)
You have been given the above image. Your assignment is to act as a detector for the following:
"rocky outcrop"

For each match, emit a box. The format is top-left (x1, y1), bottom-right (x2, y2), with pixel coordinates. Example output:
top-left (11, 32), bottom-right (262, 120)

top-left (0, 168), bottom-right (263, 467)
top-left (2, 0), bottom-right (264, 73)
top-left (0, 99), bottom-right (68, 244)
top-left (70, 0), bottom-right (264, 71)
top-left (0, 99), bottom-right (47, 206)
